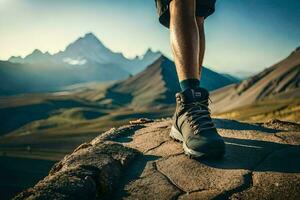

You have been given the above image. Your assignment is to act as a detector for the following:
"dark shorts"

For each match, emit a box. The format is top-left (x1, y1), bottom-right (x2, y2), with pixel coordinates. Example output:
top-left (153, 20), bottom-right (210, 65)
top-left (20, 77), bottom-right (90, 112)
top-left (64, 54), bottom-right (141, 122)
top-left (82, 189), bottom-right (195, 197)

top-left (155, 0), bottom-right (216, 28)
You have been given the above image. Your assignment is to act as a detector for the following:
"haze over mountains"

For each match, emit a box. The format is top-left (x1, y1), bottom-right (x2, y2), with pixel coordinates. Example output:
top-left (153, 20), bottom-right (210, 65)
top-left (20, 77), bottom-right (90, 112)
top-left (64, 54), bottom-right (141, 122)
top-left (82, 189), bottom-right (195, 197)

top-left (0, 33), bottom-right (161, 95)
top-left (0, 33), bottom-right (238, 96)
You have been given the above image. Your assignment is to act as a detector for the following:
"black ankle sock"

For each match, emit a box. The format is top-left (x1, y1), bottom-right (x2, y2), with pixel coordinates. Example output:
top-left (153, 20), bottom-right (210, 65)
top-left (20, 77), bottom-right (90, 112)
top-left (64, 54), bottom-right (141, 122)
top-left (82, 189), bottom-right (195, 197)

top-left (179, 79), bottom-right (200, 91)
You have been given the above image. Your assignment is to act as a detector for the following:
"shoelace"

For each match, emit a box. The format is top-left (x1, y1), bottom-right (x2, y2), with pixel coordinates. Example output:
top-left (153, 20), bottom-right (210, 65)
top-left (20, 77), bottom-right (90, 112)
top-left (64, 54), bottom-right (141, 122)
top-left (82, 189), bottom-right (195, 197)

top-left (183, 101), bottom-right (215, 134)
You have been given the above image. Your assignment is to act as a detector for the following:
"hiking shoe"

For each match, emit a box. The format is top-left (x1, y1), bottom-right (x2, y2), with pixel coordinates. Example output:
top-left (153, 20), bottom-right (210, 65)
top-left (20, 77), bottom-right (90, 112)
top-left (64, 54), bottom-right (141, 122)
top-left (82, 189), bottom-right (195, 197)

top-left (170, 88), bottom-right (225, 159)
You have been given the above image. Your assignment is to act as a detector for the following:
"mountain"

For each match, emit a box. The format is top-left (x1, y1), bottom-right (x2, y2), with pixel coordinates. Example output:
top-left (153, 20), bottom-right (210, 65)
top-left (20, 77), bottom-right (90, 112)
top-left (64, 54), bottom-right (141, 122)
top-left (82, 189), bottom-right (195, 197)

top-left (221, 73), bottom-right (241, 82)
top-left (211, 47), bottom-right (300, 114)
top-left (106, 56), bottom-right (180, 107)
top-left (54, 33), bottom-right (127, 65)
top-left (8, 33), bottom-right (160, 75)
top-left (201, 67), bottom-right (240, 90)
top-left (92, 56), bottom-right (239, 108)
top-left (9, 49), bottom-right (52, 64)
top-left (0, 32), bottom-right (238, 97)
top-left (1, 33), bottom-right (160, 96)
top-left (117, 48), bottom-right (162, 75)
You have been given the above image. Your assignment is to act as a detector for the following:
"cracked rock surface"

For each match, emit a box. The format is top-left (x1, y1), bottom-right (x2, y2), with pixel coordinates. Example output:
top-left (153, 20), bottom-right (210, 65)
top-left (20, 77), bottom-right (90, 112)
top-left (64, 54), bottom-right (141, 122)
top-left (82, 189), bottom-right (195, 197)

top-left (14, 119), bottom-right (300, 200)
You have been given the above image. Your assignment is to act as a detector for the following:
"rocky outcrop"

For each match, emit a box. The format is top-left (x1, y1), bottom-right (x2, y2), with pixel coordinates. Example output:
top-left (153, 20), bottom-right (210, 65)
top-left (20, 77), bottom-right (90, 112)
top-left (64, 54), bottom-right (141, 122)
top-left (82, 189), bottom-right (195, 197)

top-left (14, 119), bottom-right (300, 200)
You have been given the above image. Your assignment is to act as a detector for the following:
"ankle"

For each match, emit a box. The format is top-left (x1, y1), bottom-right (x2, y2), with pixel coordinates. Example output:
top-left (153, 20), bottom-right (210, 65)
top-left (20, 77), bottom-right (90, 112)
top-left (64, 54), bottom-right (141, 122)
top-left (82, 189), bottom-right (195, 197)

top-left (179, 78), bottom-right (200, 91)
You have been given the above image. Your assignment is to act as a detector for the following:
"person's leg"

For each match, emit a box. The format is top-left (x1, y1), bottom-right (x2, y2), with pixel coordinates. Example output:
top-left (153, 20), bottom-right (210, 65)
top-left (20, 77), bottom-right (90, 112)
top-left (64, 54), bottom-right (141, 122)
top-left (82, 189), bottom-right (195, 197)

top-left (168, 0), bottom-right (225, 159)
top-left (196, 17), bottom-right (205, 78)
top-left (169, 0), bottom-right (200, 91)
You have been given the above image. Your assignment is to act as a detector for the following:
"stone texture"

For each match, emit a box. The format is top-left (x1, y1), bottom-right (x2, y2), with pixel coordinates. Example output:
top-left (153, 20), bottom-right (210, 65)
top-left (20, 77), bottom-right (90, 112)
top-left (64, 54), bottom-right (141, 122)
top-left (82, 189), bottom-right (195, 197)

top-left (13, 125), bottom-right (142, 200)
top-left (231, 146), bottom-right (300, 200)
top-left (178, 189), bottom-right (221, 200)
top-left (123, 163), bottom-right (181, 200)
top-left (156, 155), bottom-right (248, 192)
top-left (263, 119), bottom-right (300, 131)
top-left (14, 119), bottom-right (300, 200)
top-left (146, 140), bottom-right (183, 157)
top-left (231, 172), bottom-right (300, 200)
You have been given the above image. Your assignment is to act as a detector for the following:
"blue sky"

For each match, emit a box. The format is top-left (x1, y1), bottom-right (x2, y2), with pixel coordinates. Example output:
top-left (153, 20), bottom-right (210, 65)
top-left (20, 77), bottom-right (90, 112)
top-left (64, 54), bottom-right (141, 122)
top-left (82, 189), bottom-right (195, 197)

top-left (0, 0), bottom-right (299, 75)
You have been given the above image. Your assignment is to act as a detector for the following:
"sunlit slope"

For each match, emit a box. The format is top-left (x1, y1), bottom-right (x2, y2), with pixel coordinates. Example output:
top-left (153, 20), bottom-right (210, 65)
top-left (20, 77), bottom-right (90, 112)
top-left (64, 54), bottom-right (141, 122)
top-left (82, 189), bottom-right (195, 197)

top-left (211, 47), bottom-right (300, 114)
top-left (213, 98), bottom-right (300, 123)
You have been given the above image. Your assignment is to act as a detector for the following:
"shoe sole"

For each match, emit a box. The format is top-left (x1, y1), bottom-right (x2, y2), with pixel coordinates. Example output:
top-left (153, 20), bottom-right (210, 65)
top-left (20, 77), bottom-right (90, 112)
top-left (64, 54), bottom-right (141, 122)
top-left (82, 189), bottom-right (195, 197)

top-left (170, 126), bottom-right (225, 159)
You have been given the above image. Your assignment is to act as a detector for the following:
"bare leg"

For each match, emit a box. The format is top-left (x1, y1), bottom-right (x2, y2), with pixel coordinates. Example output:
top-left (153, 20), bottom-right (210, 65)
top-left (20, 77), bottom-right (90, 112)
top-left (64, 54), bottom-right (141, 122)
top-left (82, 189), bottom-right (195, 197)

top-left (169, 1), bottom-right (225, 160)
top-left (196, 17), bottom-right (205, 78)
top-left (169, 0), bottom-right (199, 81)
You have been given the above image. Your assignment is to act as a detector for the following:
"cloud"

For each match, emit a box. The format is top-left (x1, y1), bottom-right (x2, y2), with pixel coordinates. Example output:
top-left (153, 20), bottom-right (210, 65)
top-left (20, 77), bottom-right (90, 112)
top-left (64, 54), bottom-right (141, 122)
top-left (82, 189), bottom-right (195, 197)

top-left (63, 57), bottom-right (87, 66)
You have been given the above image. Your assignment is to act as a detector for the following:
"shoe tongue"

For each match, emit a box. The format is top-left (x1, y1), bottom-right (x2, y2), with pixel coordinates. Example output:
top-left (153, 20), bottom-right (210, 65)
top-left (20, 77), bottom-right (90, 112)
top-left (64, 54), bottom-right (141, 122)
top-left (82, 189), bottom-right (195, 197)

top-left (180, 88), bottom-right (209, 103)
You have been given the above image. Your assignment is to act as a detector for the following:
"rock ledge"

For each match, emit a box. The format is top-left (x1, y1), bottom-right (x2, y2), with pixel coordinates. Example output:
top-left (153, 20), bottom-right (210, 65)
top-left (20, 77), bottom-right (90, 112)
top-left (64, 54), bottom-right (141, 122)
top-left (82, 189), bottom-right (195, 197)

top-left (14, 119), bottom-right (300, 200)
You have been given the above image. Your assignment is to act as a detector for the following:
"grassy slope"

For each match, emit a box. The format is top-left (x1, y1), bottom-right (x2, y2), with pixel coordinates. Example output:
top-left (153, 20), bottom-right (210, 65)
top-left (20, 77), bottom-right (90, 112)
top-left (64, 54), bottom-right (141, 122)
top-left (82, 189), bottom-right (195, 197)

top-left (213, 98), bottom-right (300, 123)
top-left (0, 90), bottom-right (174, 161)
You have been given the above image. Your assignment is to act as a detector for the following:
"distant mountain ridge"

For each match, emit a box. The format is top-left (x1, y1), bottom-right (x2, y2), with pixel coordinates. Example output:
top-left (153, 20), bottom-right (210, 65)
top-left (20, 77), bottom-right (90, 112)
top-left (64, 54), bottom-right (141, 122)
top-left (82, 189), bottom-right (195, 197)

top-left (211, 47), bottom-right (300, 113)
top-left (8, 33), bottom-right (161, 74)
top-left (89, 55), bottom-right (239, 108)
top-left (0, 33), bottom-right (161, 95)
top-left (9, 49), bottom-right (52, 64)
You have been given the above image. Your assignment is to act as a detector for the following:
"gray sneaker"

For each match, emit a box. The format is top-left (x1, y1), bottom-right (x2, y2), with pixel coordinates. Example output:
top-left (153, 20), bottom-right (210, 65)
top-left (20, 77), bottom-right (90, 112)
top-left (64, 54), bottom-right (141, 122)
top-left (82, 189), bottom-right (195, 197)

top-left (170, 88), bottom-right (225, 159)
